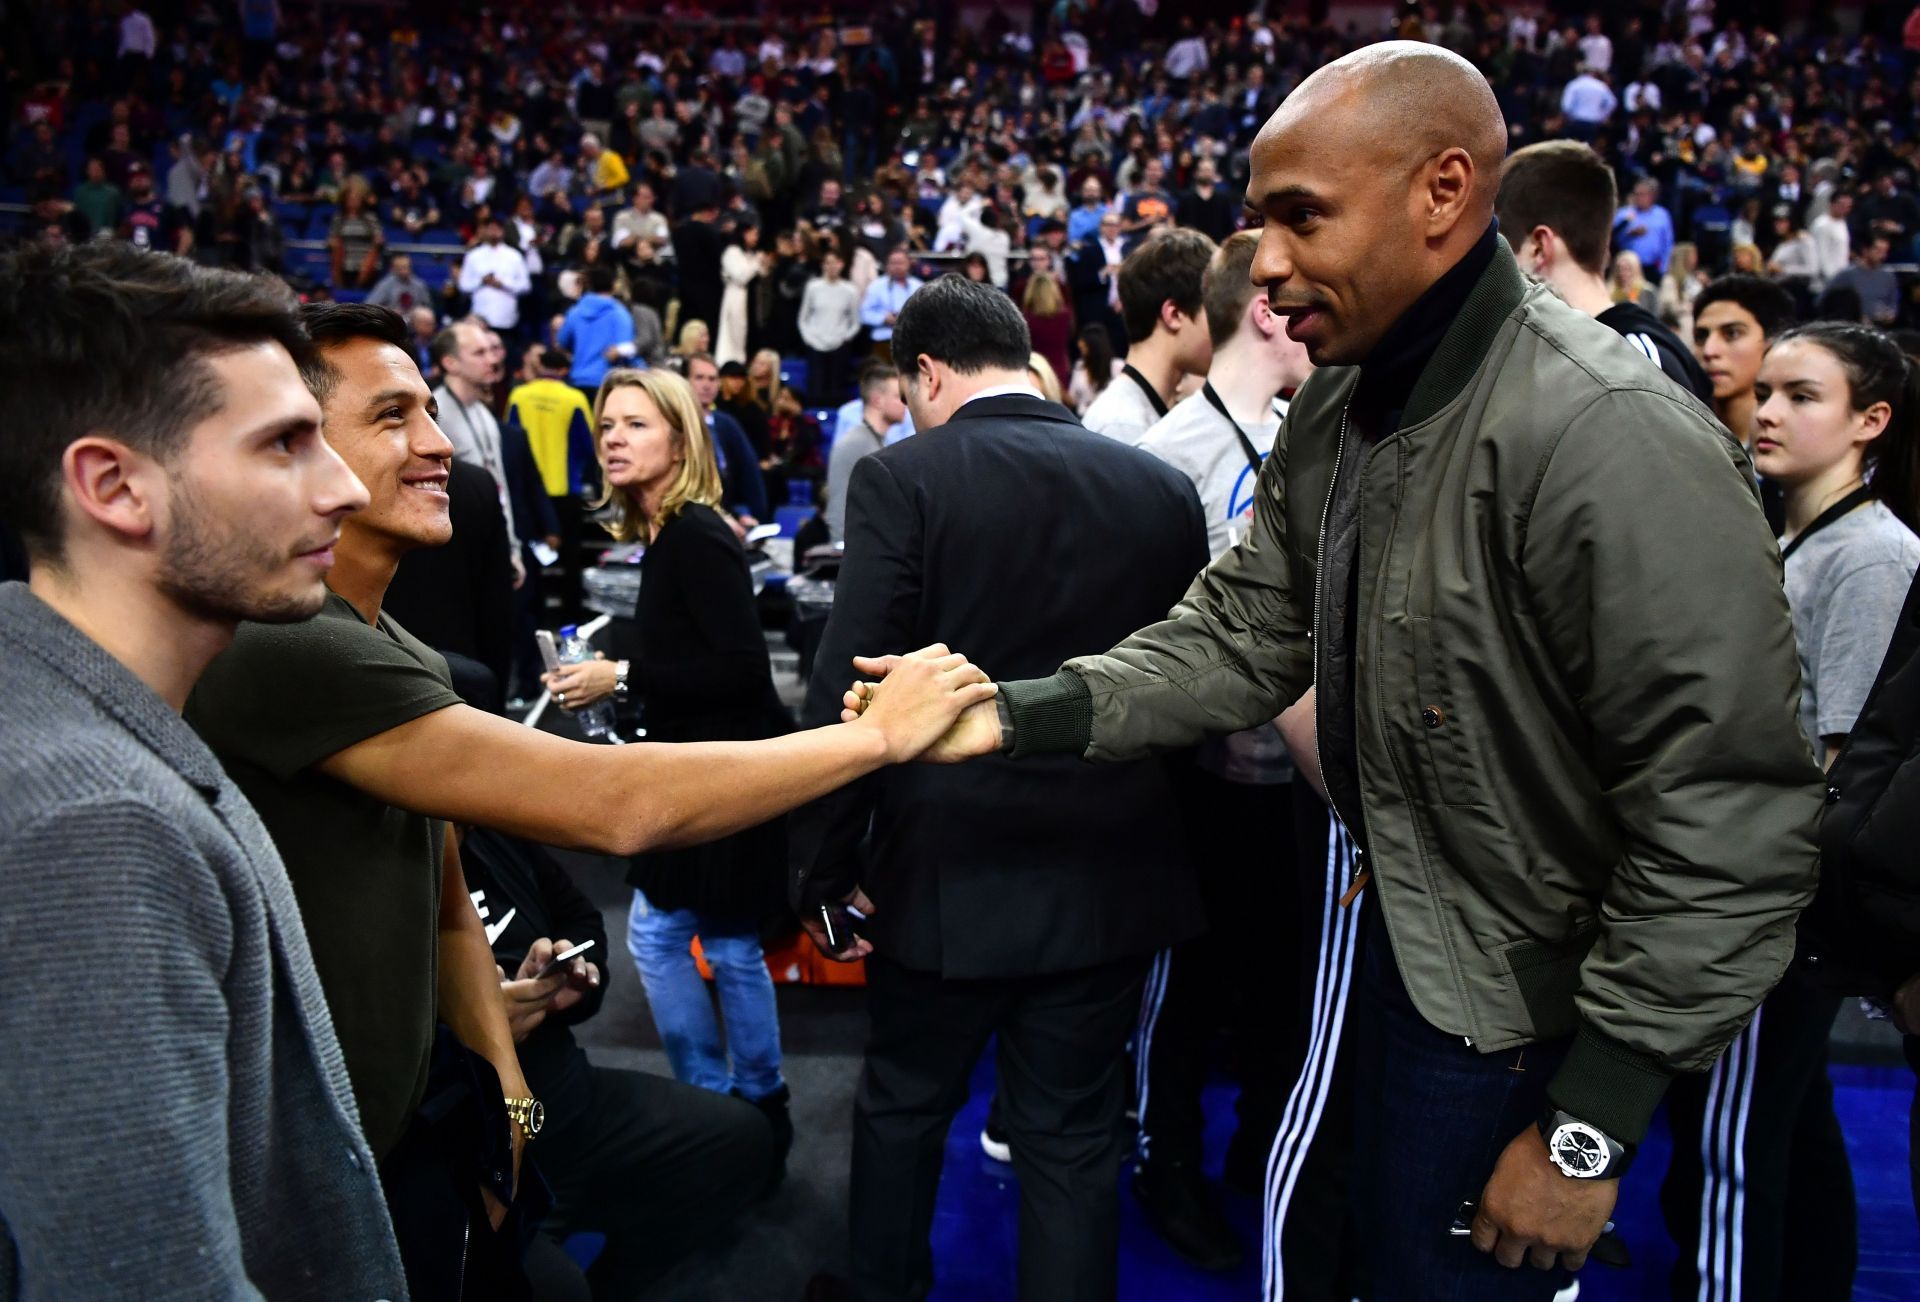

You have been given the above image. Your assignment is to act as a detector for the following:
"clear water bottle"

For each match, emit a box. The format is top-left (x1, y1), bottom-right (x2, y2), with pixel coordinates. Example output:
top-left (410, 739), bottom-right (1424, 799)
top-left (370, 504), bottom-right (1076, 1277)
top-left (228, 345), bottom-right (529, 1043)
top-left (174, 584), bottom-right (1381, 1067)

top-left (558, 624), bottom-right (620, 741)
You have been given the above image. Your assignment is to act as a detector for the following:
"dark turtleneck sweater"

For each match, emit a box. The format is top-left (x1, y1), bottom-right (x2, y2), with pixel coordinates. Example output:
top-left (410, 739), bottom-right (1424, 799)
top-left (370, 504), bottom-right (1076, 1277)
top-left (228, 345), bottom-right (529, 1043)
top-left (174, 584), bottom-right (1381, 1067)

top-left (1324, 221), bottom-right (1500, 854)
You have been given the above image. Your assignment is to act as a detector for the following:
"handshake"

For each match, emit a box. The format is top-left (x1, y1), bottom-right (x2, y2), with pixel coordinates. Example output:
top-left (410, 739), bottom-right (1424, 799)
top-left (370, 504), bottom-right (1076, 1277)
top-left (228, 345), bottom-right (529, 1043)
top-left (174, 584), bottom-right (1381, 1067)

top-left (843, 644), bottom-right (1005, 764)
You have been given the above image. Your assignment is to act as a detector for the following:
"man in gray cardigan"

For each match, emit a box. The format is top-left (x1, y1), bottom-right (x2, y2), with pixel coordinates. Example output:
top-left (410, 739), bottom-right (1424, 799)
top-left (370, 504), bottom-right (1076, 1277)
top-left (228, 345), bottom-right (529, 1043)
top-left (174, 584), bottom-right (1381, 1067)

top-left (0, 241), bottom-right (406, 1298)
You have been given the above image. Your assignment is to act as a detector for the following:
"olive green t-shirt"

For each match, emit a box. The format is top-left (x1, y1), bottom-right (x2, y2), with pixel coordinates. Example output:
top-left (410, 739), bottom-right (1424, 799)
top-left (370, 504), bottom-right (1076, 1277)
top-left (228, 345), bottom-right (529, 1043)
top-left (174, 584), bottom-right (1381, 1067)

top-left (186, 592), bottom-right (462, 1159)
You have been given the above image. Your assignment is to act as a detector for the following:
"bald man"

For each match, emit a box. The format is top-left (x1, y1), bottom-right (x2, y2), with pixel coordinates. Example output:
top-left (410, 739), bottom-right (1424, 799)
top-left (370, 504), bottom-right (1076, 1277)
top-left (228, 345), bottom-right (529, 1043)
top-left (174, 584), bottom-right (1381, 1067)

top-left (848, 42), bottom-right (1822, 1300)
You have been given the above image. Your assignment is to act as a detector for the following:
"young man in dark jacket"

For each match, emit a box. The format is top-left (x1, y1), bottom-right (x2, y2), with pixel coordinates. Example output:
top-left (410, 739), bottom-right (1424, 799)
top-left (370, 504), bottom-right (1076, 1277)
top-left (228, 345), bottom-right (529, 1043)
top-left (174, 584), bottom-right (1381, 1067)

top-left (849, 44), bottom-right (1822, 1301)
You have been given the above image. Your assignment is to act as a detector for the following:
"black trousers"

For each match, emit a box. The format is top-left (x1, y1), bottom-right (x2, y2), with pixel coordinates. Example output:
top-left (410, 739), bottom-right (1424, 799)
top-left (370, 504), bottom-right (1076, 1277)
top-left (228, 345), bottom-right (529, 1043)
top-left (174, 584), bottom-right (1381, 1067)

top-left (850, 952), bottom-right (1150, 1302)
top-left (519, 1061), bottom-right (772, 1301)
top-left (1135, 767), bottom-right (1299, 1170)
top-left (1660, 969), bottom-right (1856, 1302)
top-left (547, 495), bottom-right (587, 627)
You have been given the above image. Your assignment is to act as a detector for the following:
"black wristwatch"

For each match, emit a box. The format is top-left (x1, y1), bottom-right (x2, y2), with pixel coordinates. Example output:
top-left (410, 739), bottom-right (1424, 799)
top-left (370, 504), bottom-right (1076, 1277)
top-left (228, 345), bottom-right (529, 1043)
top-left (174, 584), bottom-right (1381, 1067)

top-left (1539, 1107), bottom-right (1633, 1180)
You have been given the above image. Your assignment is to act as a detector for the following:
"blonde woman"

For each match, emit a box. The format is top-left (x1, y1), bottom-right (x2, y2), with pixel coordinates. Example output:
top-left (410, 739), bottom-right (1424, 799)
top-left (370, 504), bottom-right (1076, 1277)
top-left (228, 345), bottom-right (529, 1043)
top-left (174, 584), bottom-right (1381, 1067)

top-left (748, 347), bottom-right (785, 412)
top-left (1610, 249), bottom-right (1655, 309)
top-left (1730, 242), bottom-right (1764, 275)
top-left (1659, 242), bottom-right (1705, 337)
top-left (1027, 350), bottom-right (1065, 404)
top-left (545, 368), bottom-right (799, 1173)
top-left (675, 318), bottom-right (711, 358)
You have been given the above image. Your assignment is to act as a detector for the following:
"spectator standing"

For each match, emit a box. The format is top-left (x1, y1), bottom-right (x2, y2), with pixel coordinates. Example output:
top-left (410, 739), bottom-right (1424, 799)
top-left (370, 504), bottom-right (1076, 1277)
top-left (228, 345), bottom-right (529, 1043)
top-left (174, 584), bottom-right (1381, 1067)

top-left (1069, 323), bottom-right (1121, 415)
top-left (860, 248), bottom-right (923, 358)
top-left (1829, 237), bottom-right (1903, 327)
top-left (612, 182), bottom-right (671, 262)
top-left (330, 176), bottom-right (385, 291)
top-left (717, 226), bottom-right (763, 366)
top-left (119, 162), bottom-right (186, 255)
top-left (559, 264), bottom-right (637, 394)
top-left (1082, 228), bottom-right (1216, 446)
top-left (1559, 65), bottom-right (1618, 138)
top-left (824, 362), bottom-right (907, 543)
top-left (545, 369), bottom-right (798, 1184)
top-left (800, 248), bottom-right (863, 404)
top-left (1177, 157), bottom-right (1240, 244)
top-left (1128, 233), bottom-right (1312, 1270)
top-left (685, 352), bottom-right (770, 525)
top-left (433, 318), bottom-right (526, 586)
top-left (1859, 172), bottom-right (1920, 261)
top-left (459, 216), bottom-right (533, 342)
top-left (1067, 177), bottom-right (1111, 246)
top-left (506, 347), bottom-right (600, 620)
top-left (1499, 141), bottom-right (1712, 402)
top-left (1812, 194), bottom-right (1855, 290)
top-left (1659, 242), bottom-right (1706, 339)
top-left (1694, 273), bottom-right (1800, 535)
top-left (1068, 210), bottom-right (1131, 346)
top-left (1613, 177), bottom-right (1675, 277)
top-left (1021, 262), bottom-right (1076, 393)
top-left (71, 157), bottom-right (121, 233)
top-left (673, 204), bottom-right (727, 351)
top-left (579, 132), bottom-right (629, 204)
top-left (1663, 321), bottom-right (1920, 1302)
top-left (367, 252), bottom-right (436, 317)
top-left (791, 276), bottom-right (1210, 1302)
top-left (1608, 249), bottom-right (1655, 309)
top-left (0, 239), bottom-right (403, 1301)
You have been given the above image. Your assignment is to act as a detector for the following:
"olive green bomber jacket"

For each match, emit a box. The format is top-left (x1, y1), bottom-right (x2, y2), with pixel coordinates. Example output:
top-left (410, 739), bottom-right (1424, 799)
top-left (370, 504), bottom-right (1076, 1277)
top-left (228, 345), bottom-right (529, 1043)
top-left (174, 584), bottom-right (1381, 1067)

top-left (998, 241), bottom-right (1824, 1144)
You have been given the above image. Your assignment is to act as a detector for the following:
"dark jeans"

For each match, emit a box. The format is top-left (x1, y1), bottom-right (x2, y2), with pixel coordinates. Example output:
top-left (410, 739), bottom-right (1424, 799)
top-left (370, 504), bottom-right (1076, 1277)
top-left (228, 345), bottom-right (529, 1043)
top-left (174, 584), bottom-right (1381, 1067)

top-left (1350, 898), bottom-right (1573, 1302)
top-left (1135, 766), bottom-right (1298, 1168)
top-left (519, 1059), bottom-right (772, 1301)
top-left (1660, 970), bottom-right (1855, 1302)
top-left (851, 953), bottom-right (1148, 1302)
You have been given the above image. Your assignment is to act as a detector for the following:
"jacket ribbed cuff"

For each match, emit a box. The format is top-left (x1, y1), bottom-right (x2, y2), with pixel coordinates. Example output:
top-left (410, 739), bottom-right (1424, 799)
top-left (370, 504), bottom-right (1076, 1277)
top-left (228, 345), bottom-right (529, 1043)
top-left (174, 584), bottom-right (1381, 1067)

top-left (1546, 1022), bottom-right (1674, 1146)
top-left (998, 669), bottom-right (1093, 759)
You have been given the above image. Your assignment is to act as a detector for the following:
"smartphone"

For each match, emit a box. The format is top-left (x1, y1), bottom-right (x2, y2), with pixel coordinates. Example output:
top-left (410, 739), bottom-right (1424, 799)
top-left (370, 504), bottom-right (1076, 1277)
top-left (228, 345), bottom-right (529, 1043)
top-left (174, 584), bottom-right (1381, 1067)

top-left (817, 901), bottom-right (867, 958)
top-left (535, 629), bottom-right (562, 675)
top-left (533, 939), bottom-right (596, 980)
top-left (530, 540), bottom-right (560, 568)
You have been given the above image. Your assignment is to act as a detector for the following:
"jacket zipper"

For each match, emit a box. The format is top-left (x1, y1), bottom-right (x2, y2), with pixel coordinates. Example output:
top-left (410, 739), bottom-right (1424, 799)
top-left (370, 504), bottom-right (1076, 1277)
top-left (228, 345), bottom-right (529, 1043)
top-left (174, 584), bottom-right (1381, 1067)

top-left (1311, 404), bottom-right (1350, 831)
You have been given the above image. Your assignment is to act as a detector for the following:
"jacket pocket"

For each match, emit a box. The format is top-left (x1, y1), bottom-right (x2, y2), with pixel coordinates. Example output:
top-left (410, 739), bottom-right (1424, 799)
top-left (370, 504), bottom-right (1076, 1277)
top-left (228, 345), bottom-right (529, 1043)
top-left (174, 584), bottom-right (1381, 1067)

top-left (1406, 616), bottom-right (1489, 807)
top-left (1495, 925), bottom-right (1599, 1039)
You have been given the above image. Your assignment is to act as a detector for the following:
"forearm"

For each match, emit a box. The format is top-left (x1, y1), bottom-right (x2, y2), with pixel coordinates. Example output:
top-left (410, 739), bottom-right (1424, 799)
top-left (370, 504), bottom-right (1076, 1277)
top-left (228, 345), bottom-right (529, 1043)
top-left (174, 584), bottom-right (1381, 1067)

top-left (438, 833), bottom-right (529, 1099)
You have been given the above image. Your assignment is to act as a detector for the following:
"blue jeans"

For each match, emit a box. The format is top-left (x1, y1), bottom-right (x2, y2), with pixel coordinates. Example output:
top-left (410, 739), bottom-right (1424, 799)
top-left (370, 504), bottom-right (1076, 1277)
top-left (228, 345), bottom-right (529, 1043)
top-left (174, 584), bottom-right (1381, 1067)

top-left (625, 890), bottom-right (785, 1101)
top-left (1351, 899), bottom-right (1573, 1302)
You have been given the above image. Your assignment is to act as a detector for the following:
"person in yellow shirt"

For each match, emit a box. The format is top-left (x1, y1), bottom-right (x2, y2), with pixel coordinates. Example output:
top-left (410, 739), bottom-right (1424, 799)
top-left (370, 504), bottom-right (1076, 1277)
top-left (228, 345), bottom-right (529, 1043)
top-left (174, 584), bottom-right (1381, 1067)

top-left (581, 133), bottom-right (630, 202)
top-left (506, 348), bottom-right (600, 619)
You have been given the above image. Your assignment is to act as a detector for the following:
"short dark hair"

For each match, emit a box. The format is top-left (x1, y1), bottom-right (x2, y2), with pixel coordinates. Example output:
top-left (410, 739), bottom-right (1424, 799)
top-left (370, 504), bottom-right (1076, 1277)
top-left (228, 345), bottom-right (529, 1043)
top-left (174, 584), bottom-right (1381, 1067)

top-left (0, 241), bottom-right (310, 561)
top-left (301, 302), bottom-right (413, 404)
top-left (888, 274), bottom-right (1032, 377)
top-left (428, 320), bottom-right (482, 370)
top-left (538, 347), bottom-right (571, 373)
top-left (586, 263), bottom-right (616, 294)
top-left (860, 363), bottom-right (900, 400)
top-left (1693, 274), bottom-right (1797, 340)
top-left (1117, 228), bottom-right (1215, 344)
top-left (1496, 140), bottom-right (1617, 274)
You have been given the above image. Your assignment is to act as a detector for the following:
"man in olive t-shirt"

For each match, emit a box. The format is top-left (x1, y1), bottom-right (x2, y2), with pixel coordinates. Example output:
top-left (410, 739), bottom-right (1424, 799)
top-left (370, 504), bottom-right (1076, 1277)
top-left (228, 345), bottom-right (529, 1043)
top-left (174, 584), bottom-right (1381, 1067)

top-left (188, 591), bottom-right (464, 1156)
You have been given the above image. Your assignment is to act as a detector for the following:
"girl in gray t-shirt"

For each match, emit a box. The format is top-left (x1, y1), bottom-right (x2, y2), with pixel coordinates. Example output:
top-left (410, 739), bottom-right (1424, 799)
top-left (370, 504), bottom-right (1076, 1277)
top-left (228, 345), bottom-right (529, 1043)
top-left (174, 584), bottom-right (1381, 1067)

top-left (1752, 322), bottom-right (1920, 765)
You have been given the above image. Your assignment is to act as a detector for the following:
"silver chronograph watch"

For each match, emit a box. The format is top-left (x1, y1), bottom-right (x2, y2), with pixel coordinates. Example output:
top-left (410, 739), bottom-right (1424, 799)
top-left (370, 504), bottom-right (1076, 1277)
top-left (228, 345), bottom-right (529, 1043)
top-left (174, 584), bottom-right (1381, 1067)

top-left (1539, 1108), bottom-right (1632, 1180)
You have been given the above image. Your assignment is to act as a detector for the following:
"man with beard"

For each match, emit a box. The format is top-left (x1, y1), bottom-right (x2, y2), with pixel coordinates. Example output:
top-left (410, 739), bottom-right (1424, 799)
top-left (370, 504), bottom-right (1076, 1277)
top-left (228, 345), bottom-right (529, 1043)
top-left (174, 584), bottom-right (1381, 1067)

top-left (119, 159), bottom-right (191, 256)
top-left (185, 305), bottom-right (996, 1295)
top-left (0, 241), bottom-right (403, 1295)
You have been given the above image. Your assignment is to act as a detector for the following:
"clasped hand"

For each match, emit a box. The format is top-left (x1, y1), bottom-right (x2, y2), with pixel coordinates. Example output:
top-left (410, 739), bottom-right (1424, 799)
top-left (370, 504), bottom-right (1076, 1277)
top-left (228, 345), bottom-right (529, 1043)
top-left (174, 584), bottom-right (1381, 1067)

top-left (840, 648), bottom-right (1002, 763)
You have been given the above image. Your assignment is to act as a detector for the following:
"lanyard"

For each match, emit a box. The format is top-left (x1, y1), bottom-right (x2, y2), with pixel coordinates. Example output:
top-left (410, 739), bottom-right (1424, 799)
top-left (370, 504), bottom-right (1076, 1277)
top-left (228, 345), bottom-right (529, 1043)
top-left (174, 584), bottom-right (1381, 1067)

top-left (1781, 485), bottom-right (1874, 561)
top-left (1123, 364), bottom-right (1169, 419)
top-left (1202, 381), bottom-right (1267, 476)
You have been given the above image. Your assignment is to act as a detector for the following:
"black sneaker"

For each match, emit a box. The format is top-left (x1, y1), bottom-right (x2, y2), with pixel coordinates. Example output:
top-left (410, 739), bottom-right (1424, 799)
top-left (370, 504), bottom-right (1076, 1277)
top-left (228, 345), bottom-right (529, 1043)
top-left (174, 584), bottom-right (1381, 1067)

top-left (736, 1084), bottom-right (793, 1195)
top-left (1132, 1158), bottom-right (1243, 1272)
top-left (979, 1093), bottom-right (1012, 1164)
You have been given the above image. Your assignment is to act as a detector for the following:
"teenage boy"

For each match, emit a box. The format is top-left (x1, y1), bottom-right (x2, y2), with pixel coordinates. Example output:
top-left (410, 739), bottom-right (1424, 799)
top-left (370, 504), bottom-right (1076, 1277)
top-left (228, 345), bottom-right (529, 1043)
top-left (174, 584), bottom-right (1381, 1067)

top-left (1082, 227), bottom-right (1216, 446)
top-left (1692, 273), bottom-right (1798, 531)
top-left (0, 242), bottom-right (404, 1296)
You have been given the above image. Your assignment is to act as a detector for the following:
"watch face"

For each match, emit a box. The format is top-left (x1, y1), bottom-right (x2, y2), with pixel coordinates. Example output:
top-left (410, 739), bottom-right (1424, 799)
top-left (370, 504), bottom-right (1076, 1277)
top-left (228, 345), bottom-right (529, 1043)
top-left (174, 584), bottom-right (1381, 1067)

top-left (528, 1100), bottom-right (546, 1136)
top-left (1548, 1121), bottom-right (1611, 1178)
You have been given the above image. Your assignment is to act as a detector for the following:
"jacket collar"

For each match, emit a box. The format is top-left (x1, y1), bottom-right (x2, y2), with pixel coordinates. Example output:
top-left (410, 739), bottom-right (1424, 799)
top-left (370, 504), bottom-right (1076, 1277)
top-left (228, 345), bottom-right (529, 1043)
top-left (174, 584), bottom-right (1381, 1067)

top-left (0, 582), bottom-right (228, 796)
top-left (1401, 229), bottom-right (1530, 430)
top-left (947, 392), bottom-right (1082, 426)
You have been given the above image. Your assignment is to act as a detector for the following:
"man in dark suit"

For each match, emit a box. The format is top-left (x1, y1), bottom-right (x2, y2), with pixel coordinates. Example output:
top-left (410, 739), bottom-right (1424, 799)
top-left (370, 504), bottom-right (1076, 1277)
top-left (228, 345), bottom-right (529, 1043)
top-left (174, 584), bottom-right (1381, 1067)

top-left (790, 275), bottom-right (1210, 1302)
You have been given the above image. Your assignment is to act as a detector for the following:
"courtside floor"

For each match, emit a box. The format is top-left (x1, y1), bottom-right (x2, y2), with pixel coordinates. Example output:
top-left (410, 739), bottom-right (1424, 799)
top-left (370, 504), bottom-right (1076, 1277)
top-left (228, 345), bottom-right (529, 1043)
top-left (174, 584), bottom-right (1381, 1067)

top-left (923, 1059), bottom-right (1919, 1301)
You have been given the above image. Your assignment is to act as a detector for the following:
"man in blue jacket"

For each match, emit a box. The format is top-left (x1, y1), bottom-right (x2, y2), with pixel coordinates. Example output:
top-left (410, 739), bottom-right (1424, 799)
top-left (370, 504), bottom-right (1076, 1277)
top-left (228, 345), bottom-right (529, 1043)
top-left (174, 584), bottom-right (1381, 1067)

top-left (559, 264), bottom-right (637, 396)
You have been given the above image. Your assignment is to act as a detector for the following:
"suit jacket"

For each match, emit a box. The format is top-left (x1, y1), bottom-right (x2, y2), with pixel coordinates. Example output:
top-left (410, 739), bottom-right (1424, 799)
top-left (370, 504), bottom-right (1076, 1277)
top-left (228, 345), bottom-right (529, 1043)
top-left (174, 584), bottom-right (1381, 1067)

top-left (384, 459), bottom-right (516, 701)
top-left (789, 393), bottom-right (1210, 979)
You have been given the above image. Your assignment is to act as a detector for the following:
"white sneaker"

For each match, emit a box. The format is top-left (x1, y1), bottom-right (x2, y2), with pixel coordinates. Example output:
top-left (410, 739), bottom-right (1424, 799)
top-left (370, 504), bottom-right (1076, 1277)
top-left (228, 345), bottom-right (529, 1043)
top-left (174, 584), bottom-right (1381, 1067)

top-left (979, 1120), bottom-right (1012, 1164)
top-left (1552, 1283), bottom-right (1580, 1302)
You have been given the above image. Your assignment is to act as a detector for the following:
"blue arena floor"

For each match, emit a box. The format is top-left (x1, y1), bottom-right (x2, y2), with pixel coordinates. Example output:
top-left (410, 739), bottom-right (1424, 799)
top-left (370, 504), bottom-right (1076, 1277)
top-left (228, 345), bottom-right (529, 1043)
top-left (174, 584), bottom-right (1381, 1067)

top-left (922, 1058), bottom-right (1919, 1301)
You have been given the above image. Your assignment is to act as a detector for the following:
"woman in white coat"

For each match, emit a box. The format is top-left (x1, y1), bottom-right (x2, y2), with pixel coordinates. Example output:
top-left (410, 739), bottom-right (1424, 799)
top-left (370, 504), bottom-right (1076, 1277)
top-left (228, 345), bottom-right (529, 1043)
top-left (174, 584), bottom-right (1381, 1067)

top-left (716, 225), bottom-right (763, 365)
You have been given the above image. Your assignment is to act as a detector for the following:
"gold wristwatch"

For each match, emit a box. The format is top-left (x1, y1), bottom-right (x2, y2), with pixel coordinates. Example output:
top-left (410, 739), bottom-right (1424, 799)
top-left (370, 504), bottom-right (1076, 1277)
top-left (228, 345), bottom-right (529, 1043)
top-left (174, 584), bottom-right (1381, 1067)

top-left (504, 1095), bottom-right (545, 1139)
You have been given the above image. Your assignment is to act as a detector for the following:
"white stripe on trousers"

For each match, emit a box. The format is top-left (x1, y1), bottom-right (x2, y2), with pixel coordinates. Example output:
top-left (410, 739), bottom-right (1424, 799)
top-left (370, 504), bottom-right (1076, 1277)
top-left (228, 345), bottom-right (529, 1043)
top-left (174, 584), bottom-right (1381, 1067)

top-left (1696, 1008), bottom-right (1763, 1302)
top-left (1261, 821), bottom-right (1361, 1302)
top-left (1133, 947), bottom-right (1173, 1160)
